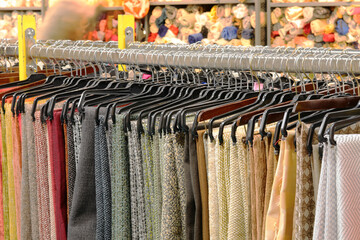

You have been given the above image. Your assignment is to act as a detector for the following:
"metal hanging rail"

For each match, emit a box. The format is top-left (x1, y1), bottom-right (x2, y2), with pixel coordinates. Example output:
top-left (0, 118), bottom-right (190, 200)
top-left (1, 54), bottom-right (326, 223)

top-left (1, 41), bottom-right (360, 74)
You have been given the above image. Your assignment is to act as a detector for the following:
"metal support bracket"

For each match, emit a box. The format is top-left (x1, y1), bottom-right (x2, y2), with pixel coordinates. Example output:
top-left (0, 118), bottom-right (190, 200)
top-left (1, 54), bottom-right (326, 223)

top-left (25, 27), bottom-right (37, 77)
top-left (125, 27), bottom-right (134, 48)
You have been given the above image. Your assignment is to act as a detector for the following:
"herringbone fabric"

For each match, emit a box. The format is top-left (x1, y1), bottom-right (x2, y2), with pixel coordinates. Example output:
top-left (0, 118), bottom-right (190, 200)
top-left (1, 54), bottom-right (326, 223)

top-left (66, 121), bottom-right (76, 218)
top-left (335, 134), bottom-right (360, 240)
top-left (95, 122), bottom-right (105, 240)
top-left (111, 114), bottom-right (131, 239)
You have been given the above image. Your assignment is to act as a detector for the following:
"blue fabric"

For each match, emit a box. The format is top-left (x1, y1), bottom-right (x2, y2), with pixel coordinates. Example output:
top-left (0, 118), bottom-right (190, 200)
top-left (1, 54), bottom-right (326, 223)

top-left (242, 28), bottom-right (254, 40)
top-left (220, 26), bottom-right (238, 40)
top-left (155, 8), bottom-right (167, 28)
top-left (188, 33), bottom-right (203, 44)
top-left (336, 19), bottom-right (349, 36)
top-left (158, 25), bottom-right (169, 38)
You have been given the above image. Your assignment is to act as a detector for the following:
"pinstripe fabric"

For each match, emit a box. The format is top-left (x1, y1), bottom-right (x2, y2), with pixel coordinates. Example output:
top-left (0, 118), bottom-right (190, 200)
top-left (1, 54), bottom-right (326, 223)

top-left (335, 134), bottom-right (360, 239)
top-left (34, 110), bottom-right (51, 240)
top-left (95, 116), bottom-right (112, 240)
top-left (206, 130), bottom-right (219, 239)
top-left (111, 114), bottom-right (131, 239)
top-left (24, 104), bottom-right (39, 240)
top-left (128, 121), bottom-right (147, 239)
top-left (161, 133), bottom-right (182, 239)
top-left (65, 121), bottom-right (76, 218)
top-left (1, 111), bottom-right (8, 240)
top-left (174, 132), bottom-right (186, 240)
top-left (4, 104), bottom-right (17, 240)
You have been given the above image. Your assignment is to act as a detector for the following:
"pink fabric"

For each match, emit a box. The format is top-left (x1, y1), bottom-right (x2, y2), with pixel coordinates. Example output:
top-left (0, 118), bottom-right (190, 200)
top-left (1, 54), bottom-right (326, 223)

top-left (47, 110), bottom-right (67, 240)
top-left (34, 112), bottom-right (51, 240)
top-left (11, 116), bottom-right (22, 239)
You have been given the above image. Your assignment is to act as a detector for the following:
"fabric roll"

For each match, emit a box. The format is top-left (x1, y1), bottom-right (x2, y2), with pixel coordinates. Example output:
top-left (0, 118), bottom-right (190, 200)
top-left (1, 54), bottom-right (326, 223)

top-left (323, 33), bottom-right (335, 42)
top-left (217, 5), bottom-right (225, 18)
top-left (271, 12), bottom-right (279, 24)
top-left (232, 4), bottom-right (248, 19)
top-left (250, 11), bottom-right (266, 28)
top-left (47, 110), bottom-right (67, 240)
top-left (169, 25), bottom-right (179, 36)
top-left (336, 19), bottom-right (349, 36)
top-left (325, 23), bottom-right (335, 34)
top-left (158, 25), bottom-right (168, 38)
top-left (196, 130), bottom-right (209, 240)
top-left (68, 107), bottom-right (97, 240)
top-left (155, 8), bottom-right (167, 28)
top-left (273, 22), bottom-right (282, 31)
top-left (315, 34), bottom-right (323, 42)
top-left (285, 6), bottom-right (303, 21)
top-left (242, 16), bottom-right (251, 29)
top-left (165, 5), bottom-right (177, 20)
top-left (313, 7), bottom-right (331, 19)
top-left (200, 26), bottom-right (208, 38)
top-left (311, 19), bottom-right (327, 36)
top-left (219, 16), bottom-right (233, 27)
top-left (273, 7), bottom-right (282, 19)
top-left (335, 134), bottom-right (360, 239)
top-left (303, 7), bottom-right (314, 22)
top-left (242, 28), bottom-right (254, 39)
top-left (111, 114), bottom-right (131, 239)
top-left (188, 33), bottom-right (203, 44)
top-left (220, 26), bottom-right (238, 40)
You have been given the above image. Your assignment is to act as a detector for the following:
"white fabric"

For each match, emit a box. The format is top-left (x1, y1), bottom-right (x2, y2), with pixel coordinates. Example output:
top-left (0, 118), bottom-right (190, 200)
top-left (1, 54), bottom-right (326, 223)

top-left (335, 134), bottom-right (360, 240)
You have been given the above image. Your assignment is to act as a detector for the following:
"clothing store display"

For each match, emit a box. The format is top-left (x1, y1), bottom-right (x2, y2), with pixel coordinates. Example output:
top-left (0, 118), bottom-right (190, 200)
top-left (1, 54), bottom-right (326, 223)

top-left (2, 41), bottom-right (360, 240)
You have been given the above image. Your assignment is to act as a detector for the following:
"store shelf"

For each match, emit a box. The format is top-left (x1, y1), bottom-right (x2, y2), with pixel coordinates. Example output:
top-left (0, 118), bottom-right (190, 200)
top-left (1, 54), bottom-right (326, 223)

top-left (270, 1), bottom-right (360, 7)
top-left (102, 6), bottom-right (124, 11)
top-left (150, 0), bottom-right (218, 5)
top-left (220, 0), bottom-right (254, 4)
top-left (0, 7), bottom-right (42, 11)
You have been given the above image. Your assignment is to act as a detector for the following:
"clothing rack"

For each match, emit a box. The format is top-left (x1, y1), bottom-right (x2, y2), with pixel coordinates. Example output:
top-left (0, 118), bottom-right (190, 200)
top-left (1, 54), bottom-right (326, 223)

top-left (1, 41), bottom-right (360, 74)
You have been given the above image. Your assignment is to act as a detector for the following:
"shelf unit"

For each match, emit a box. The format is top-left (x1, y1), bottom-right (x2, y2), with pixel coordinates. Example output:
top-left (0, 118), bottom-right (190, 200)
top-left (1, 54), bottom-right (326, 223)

top-left (149, 0), bottom-right (253, 5)
top-left (266, 0), bottom-right (360, 45)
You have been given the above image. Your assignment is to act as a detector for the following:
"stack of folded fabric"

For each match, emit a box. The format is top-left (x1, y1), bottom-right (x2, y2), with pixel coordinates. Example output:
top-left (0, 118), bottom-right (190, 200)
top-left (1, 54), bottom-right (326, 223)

top-left (0, 11), bottom-right (42, 39)
top-left (86, 10), bottom-right (122, 41)
top-left (148, 4), bottom-right (264, 46)
top-left (271, 6), bottom-right (360, 49)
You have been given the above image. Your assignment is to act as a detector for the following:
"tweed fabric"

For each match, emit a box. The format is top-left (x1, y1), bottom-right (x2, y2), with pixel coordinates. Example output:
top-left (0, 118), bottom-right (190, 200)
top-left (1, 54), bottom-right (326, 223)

top-left (11, 114), bottom-right (22, 239)
top-left (4, 104), bottom-right (17, 240)
top-left (293, 123), bottom-right (316, 240)
top-left (111, 114), bottom-right (131, 239)
top-left (228, 127), bottom-right (247, 239)
top-left (248, 144), bottom-right (257, 240)
top-left (152, 129), bottom-right (162, 240)
top-left (94, 116), bottom-right (112, 240)
top-left (206, 130), bottom-right (219, 239)
top-left (253, 135), bottom-right (267, 240)
top-left (335, 134), bottom-right (360, 239)
top-left (1, 111), bottom-right (8, 240)
top-left (128, 121), bottom-right (147, 239)
top-left (140, 128), bottom-right (154, 240)
top-left (196, 130), bottom-right (209, 240)
top-left (189, 132), bottom-right (202, 240)
top-left (65, 121), bottom-right (76, 218)
top-left (174, 132), bottom-right (186, 240)
top-left (0, 121), bottom-right (3, 240)
top-left (184, 132), bottom-right (195, 240)
top-left (24, 104), bottom-right (39, 240)
top-left (68, 107), bottom-right (97, 240)
top-left (160, 133), bottom-right (182, 239)
top-left (34, 110), bottom-right (51, 240)
top-left (73, 114), bottom-right (82, 171)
